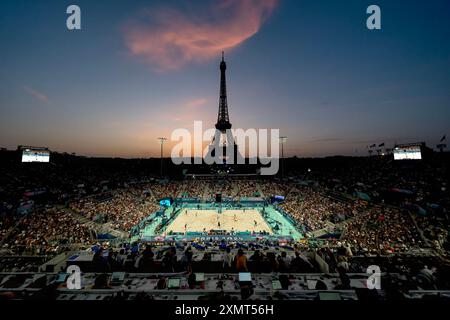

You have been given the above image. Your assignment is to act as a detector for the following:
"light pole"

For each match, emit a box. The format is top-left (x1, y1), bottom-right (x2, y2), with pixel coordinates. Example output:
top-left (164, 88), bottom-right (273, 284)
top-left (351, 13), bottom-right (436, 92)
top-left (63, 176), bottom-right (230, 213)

top-left (280, 136), bottom-right (287, 179)
top-left (158, 137), bottom-right (167, 177)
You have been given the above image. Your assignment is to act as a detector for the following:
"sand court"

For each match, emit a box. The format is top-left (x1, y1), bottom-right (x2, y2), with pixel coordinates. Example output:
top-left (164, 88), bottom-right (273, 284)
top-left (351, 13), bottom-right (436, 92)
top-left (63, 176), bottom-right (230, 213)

top-left (165, 209), bottom-right (273, 234)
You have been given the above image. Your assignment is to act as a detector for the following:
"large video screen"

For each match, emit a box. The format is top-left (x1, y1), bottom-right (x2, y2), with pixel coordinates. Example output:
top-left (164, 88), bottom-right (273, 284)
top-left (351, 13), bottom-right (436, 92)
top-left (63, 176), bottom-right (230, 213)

top-left (21, 149), bottom-right (50, 163)
top-left (393, 146), bottom-right (422, 160)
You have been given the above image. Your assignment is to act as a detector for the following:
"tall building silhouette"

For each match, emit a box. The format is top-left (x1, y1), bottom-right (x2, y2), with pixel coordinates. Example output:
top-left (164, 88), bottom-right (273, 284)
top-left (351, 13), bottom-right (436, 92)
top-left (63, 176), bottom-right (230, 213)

top-left (208, 52), bottom-right (239, 164)
top-left (215, 51), bottom-right (231, 132)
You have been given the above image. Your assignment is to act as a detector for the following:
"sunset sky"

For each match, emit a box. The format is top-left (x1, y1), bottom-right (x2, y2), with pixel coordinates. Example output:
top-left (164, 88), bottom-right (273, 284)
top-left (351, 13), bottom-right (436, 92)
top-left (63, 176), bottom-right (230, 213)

top-left (1, 0), bottom-right (449, 158)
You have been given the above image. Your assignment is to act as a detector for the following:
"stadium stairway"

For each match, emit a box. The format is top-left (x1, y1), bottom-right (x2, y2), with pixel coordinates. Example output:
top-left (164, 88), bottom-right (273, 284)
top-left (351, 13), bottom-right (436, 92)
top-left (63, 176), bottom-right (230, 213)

top-left (255, 182), bottom-right (265, 198)
top-left (325, 191), bottom-right (354, 204)
top-left (201, 183), bottom-right (211, 202)
top-left (146, 188), bottom-right (157, 202)
top-left (60, 206), bottom-right (129, 240)
top-left (408, 210), bottom-right (433, 247)
top-left (231, 182), bottom-right (239, 199)
top-left (285, 185), bottom-right (300, 200)
top-left (334, 211), bottom-right (364, 229)
top-left (177, 185), bottom-right (186, 198)
top-left (0, 216), bottom-right (27, 247)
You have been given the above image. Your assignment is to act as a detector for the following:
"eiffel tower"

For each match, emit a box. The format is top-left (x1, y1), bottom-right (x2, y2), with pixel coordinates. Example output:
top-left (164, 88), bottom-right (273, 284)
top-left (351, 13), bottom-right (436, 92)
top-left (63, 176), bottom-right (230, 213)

top-left (216, 51), bottom-right (232, 132)
top-left (208, 52), bottom-right (239, 164)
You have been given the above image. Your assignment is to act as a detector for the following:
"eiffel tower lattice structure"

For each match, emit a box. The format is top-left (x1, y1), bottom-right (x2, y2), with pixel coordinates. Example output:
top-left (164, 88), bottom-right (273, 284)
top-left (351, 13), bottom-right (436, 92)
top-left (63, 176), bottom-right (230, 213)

top-left (208, 52), bottom-right (240, 164)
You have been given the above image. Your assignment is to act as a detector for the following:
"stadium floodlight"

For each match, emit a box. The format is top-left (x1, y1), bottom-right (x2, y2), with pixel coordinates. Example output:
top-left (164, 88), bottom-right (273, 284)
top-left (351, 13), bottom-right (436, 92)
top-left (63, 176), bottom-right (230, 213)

top-left (158, 137), bottom-right (168, 177)
top-left (279, 137), bottom-right (287, 178)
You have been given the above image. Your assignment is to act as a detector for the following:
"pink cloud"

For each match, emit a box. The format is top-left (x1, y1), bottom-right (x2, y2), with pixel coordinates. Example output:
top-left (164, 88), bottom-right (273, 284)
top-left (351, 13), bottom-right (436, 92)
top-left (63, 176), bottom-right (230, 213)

top-left (167, 98), bottom-right (212, 123)
top-left (23, 85), bottom-right (49, 102)
top-left (186, 98), bottom-right (208, 108)
top-left (123, 0), bottom-right (278, 71)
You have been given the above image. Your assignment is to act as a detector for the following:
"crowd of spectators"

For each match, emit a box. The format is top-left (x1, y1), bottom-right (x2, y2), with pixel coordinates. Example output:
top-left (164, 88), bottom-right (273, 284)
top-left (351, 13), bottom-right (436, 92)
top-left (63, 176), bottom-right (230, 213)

top-left (71, 239), bottom-right (334, 274)
top-left (280, 186), bottom-right (360, 231)
top-left (1, 151), bottom-right (448, 260)
top-left (301, 156), bottom-right (449, 211)
top-left (415, 214), bottom-right (448, 250)
top-left (178, 180), bottom-right (204, 198)
top-left (4, 207), bottom-right (93, 255)
top-left (341, 205), bottom-right (423, 254)
top-left (70, 187), bottom-right (160, 231)
top-left (150, 182), bottom-right (181, 199)
top-left (234, 180), bottom-right (260, 197)
top-left (207, 180), bottom-right (236, 200)
top-left (259, 181), bottom-right (289, 198)
top-left (57, 238), bottom-right (450, 292)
